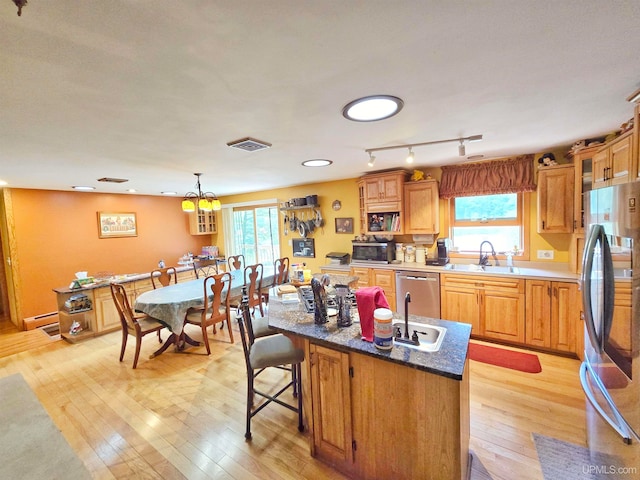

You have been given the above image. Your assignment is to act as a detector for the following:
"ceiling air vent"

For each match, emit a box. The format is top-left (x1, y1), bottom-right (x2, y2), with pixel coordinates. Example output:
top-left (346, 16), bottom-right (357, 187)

top-left (97, 177), bottom-right (129, 183)
top-left (227, 137), bottom-right (272, 152)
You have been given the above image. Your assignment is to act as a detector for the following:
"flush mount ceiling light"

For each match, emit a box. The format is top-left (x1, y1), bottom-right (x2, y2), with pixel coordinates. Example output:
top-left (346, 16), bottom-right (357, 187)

top-left (342, 95), bottom-right (404, 122)
top-left (365, 134), bottom-right (483, 165)
top-left (72, 185), bottom-right (95, 191)
top-left (302, 159), bottom-right (333, 167)
top-left (181, 173), bottom-right (221, 213)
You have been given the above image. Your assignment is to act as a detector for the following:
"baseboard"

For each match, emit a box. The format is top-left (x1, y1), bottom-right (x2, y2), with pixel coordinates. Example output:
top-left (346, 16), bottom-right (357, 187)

top-left (24, 312), bottom-right (59, 330)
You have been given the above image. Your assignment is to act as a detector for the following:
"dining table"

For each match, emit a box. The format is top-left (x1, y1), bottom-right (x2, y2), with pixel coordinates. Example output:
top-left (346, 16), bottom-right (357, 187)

top-left (134, 267), bottom-right (274, 357)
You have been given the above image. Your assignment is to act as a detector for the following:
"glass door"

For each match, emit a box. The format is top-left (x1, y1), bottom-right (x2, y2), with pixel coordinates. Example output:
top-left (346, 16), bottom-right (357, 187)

top-left (232, 205), bottom-right (280, 266)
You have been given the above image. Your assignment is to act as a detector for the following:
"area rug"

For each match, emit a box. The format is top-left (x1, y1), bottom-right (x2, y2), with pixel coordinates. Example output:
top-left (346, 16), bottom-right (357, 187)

top-left (533, 433), bottom-right (622, 480)
top-left (468, 342), bottom-right (542, 373)
top-left (0, 373), bottom-right (91, 480)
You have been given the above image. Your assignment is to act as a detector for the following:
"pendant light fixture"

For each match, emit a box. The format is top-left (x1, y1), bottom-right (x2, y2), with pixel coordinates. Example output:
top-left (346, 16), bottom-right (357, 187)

top-left (181, 173), bottom-right (221, 213)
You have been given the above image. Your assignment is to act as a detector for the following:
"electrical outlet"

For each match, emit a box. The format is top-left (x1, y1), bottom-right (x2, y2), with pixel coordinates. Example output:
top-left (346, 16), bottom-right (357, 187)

top-left (537, 249), bottom-right (554, 260)
top-left (288, 239), bottom-right (292, 246)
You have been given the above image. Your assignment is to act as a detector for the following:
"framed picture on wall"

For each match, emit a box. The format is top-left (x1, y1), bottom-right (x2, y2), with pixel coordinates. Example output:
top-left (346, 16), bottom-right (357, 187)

top-left (335, 217), bottom-right (354, 234)
top-left (292, 238), bottom-right (315, 258)
top-left (97, 212), bottom-right (138, 238)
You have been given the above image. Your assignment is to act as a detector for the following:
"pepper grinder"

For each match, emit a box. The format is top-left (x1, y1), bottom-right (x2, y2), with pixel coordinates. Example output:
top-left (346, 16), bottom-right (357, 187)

top-left (335, 284), bottom-right (352, 327)
top-left (311, 277), bottom-right (328, 325)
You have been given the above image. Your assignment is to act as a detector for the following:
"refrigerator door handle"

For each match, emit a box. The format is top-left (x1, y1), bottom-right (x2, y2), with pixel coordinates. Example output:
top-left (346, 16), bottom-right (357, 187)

top-left (580, 362), bottom-right (635, 444)
top-left (581, 225), bottom-right (603, 351)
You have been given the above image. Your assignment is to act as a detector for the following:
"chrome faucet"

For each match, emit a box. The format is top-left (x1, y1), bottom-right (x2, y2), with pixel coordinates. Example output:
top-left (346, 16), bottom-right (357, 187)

top-left (478, 240), bottom-right (500, 267)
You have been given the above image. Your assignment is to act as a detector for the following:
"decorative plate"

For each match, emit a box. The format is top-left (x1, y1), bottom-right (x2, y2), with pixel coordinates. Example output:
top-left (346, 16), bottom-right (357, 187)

top-left (332, 200), bottom-right (341, 211)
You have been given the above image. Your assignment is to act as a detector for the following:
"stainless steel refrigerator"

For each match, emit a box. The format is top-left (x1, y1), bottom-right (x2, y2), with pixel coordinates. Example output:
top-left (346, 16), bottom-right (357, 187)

top-left (581, 182), bottom-right (640, 471)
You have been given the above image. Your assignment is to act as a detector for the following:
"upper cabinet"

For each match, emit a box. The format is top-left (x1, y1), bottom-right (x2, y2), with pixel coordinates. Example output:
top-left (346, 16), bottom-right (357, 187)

top-left (593, 131), bottom-right (633, 189)
top-left (358, 170), bottom-right (409, 235)
top-left (188, 210), bottom-right (217, 235)
top-left (537, 164), bottom-right (574, 234)
top-left (566, 144), bottom-right (597, 233)
top-left (403, 180), bottom-right (439, 234)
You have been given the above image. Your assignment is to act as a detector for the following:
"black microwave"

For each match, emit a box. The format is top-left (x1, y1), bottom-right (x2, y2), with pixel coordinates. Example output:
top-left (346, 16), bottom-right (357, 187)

top-left (352, 241), bottom-right (395, 264)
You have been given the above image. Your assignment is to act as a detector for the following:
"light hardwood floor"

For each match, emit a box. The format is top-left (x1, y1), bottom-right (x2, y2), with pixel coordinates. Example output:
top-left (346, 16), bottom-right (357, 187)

top-left (0, 316), bottom-right (586, 479)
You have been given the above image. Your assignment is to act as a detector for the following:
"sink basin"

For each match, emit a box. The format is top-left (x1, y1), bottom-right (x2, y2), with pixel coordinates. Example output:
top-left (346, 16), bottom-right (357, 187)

top-left (444, 264), bottom-right (520, 274)
top-left (391, 320), bottom-right (446, 352)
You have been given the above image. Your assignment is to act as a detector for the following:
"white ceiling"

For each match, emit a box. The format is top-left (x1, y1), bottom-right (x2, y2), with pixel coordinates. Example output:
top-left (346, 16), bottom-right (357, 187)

top-left (2, 1), bottom-right (640, 197)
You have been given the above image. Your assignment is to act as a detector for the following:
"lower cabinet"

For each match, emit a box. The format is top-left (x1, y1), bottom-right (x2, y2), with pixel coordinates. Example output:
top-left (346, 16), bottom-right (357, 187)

top-left (441, 274), bottom-right (525, 343)
top-left (307, 341), bottom-right (469, 480)
top-left (525, 280), bottom-right (579, 353)
top-left (348, 267), bottom-right (396, 312)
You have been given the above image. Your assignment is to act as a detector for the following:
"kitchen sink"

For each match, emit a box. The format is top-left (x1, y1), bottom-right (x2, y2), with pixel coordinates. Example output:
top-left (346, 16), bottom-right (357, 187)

top-left (391, 320), bottom-right (446, 352)
top-left (444, 264), bottom-right (520, 274)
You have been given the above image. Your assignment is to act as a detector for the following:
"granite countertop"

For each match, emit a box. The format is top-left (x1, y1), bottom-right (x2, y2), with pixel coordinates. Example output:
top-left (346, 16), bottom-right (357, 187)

top-left (267, 290), bottom-right (471, 381)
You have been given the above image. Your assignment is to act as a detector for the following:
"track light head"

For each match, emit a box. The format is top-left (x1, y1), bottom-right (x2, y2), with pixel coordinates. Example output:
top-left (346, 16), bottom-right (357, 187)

top-left (458, 140), bottom-right (466, 157)
top-left (406, 148), bottom-right (415, 164)
top-left (367, 152), bottom-right (376, 167)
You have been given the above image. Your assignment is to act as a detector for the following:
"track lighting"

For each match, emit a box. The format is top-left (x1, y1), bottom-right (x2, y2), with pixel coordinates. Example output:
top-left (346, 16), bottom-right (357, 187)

top-left (458, 140), bottom-right (466, 157)
top-left (406, 148), bottom-right (415, 164)
top-left (364, 134), bottom-right (483, 166)
top-left (368, 152), bottom-right (376, 167)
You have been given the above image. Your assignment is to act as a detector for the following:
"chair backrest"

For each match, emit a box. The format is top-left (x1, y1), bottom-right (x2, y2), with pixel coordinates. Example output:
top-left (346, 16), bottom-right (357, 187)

top-left (110, 283), bottom-right (138, 330)
top-left (193, 258), bottom-right (218, 279)
top-left (273, 257), bottom-right (290, 285)
top-left (244, 263), bottom-right (264, 302)
top-left (236, 287), bottom-right (257, 367)
top-left (202, 272), bottom-right (232, 317)
top-left (151, 266), bottom-right (178, 289)
top-left (228, 254), bottom-right (245, 271)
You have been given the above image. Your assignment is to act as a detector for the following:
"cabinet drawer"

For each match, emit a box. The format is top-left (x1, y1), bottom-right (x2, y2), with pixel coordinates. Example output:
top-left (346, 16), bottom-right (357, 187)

top-left (441, 274), bottom-right (523, 293)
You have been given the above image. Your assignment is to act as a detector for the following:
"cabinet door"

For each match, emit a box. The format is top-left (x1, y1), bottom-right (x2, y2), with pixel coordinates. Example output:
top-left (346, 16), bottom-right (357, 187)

top-left (364, 178), bottom-right (382, 203)
top-left (349, 267), bottom-right (371, 289)
top-left (592, 149), bottom-right (609, 189)
top-left (482, 289), bottom-right (525, 343)
top-left (309, 344), bottom-right (353, 465)
top-left (441, 285), bottom-right (480, 334)
top-left (371, 269), bottom-right (395, 311)
top-left (380, 175), bottom-right (403, 203)
top-left (611, 281), bottom-right (632, 358)
top-left (525, 280), bottom-right (551, 348)
top-left (609, 134), bottom-right (632, 186)
top-left (188, 210), bottom-right (217, 235)
top-left (537, 165), bottom-right (574, 233)
top-left (94, 286), bottom-right (124, 332)
top-left (550, 282), bottom-right (578, 353)
top-left (403, 181), bottom-right (439, 234)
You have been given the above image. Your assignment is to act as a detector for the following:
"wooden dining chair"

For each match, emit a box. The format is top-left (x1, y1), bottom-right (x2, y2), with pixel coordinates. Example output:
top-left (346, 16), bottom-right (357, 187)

top-left (244, 263), bottom-right (265, 317)
top-left (236, 286), bottom-right (304, 440)
top-left (151, 266), bottom-right (178, 289)
top-left (257, 257), bottom-right (290, 337)
top-left (110, 283), bottom-right (165, 369)
top-left (227, 254), bottom-right (245, 271)
top-left (184, 272), bottom-right (233, 353)
top-left (192, 258), bottom-right (218, 279)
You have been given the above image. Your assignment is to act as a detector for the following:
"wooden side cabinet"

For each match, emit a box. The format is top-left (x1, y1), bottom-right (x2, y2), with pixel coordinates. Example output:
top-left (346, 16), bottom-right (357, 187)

top-left (441, 274), bottom-right (525, 343)
top-left (525, 280), bottom-right (579, 353)
top-left (403, 180), bottom-right (439, 234)
top-left (537, 164), bottom-right (574, 233)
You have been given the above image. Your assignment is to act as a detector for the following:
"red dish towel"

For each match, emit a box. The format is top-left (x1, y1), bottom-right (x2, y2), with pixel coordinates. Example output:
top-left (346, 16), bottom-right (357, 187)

top-left (355, 286), bottom-right (390, 342)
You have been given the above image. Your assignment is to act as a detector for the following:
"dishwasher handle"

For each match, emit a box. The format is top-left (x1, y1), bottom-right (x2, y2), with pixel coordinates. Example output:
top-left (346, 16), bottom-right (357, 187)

top-left (398, 274), bottom-right (438, 281)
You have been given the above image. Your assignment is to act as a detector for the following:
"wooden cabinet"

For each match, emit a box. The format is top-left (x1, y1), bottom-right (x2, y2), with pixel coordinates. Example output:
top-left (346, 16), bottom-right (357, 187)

top-left (593, 131), bottom-right (633, 189)
top-left (566, 145), bottom-right (598, 233)
top-left (55, 290), bottom-right (97, 342)
top-left (441, 274), bottom-right (525, 343)
top-left (93, 285), bottom-right (124, 333)
top-left (525, 280), bottom-right (578, 353)
top-left (307, 341), bottom-right (469, 480)
top-left (348, 267), bottom-right (396, 311)
top-left (188, 210), bottom-right (217, 235)
top-left (537, 164), bottom-right (574, 234)
top-left (358, 170), bottom-right (408, 234)
top-left (403, 180), bottom-right (439, 234)
top-left (309, 344), bottom-right (353, 465)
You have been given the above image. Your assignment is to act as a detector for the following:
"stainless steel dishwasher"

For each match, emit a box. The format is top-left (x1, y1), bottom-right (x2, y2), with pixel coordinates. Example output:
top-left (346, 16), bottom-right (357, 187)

top-left (395, 271), bottom-right (440, 318)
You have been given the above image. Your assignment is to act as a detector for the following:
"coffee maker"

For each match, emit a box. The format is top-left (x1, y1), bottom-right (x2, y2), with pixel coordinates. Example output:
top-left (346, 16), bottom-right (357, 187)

top-left (426, 238), bottom-right (450, 266)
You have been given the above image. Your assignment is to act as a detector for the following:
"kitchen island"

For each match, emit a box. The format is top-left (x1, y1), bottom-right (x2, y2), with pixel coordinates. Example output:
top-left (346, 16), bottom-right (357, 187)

top-left (267, 289), bottom-right (472, 480)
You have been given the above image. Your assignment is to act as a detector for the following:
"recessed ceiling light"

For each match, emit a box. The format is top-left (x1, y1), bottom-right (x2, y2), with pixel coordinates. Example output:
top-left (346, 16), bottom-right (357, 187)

top-left (72, 186), bottom-right (95, 191)
top-left (342, 95), bottom-right (404, 122)
top-left (302, 159), bottom-right (333, 167)
top-left (161, 191), bottom-right (177, 195)
top-left (126, 189), bottom-right (137, 193)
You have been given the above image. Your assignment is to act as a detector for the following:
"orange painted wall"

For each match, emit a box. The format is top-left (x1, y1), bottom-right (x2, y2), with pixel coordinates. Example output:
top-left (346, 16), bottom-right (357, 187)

top-left (9, 189), bottom-right (213, 318)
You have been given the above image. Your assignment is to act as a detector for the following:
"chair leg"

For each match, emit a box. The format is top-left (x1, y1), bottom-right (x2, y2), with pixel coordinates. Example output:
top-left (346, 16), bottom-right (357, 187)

top-left (245, 371), bottom-right (254, 440)
top-left (226, 313), bottom-right (234, 344)
top-left (292, 363), bottom-right (298, 397)
top-left (157, 330), bottom-right (162, 343)
top-left (296, 363), bottom-right (304, 432)
top-left (132, 336), bottom-right (142, 369)
top-left (119, 330), bottom-right (128, 362)
top-left (201, 323), bottom-right (211, 355)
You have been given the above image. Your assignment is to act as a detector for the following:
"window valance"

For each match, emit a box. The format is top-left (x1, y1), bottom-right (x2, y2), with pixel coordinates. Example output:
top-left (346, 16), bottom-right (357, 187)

top-left (439, 154), bottom-right (536, 199)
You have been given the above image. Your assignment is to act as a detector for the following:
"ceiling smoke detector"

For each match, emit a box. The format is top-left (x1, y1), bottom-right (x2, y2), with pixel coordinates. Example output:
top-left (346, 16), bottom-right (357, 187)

top-left (226, 137), bottom-right (272, 152)
top-left (98, 177), bottom-right (129, 183)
